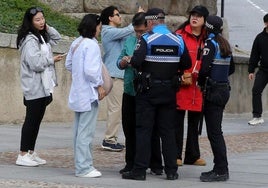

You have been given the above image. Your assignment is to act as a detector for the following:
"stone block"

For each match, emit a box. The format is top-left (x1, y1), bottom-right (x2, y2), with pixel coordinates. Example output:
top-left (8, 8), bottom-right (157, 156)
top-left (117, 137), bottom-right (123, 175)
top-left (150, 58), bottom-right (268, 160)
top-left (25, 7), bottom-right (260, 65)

top-left (0, 33), bottom-right (12, 47)
top-left (38, 0), bottom-right (84, 13)
top-left (84, 0), bottom-right (149, 14)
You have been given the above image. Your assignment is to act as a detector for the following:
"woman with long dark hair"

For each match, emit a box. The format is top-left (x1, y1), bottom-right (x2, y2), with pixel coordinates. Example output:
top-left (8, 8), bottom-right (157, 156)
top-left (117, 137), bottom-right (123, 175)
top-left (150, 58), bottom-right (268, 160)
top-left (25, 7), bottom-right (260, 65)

top-left (16, 7), bottom-right (63, 167)
top-left (175, 5), bottom-right (208, 167)
top-left (198, 15), bottom-right (235, 182)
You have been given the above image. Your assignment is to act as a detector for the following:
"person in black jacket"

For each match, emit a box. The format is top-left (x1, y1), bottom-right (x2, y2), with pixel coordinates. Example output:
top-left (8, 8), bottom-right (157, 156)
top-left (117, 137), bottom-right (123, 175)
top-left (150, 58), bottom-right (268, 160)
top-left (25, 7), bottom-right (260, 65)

top-left (198, 15), bottom-right (235, 182)
top-left (248, 14), bottom-right (268, 126)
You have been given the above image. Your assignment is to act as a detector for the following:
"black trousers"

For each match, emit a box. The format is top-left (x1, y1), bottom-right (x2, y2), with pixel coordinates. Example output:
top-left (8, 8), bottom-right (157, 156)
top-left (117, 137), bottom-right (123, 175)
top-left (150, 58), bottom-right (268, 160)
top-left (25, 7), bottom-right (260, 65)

top-left (252, 69), bottom-right (268, 117)
top-left (175, 110), bottom-right (201, 164)
top-left (133, 84), bottom-right (178, 175)
top-left (20, 95), bottom-right (52, 152)
top-left (204, 100), bottom-right (228, 174)
top-left (122, 93), bottom-right (162, 170)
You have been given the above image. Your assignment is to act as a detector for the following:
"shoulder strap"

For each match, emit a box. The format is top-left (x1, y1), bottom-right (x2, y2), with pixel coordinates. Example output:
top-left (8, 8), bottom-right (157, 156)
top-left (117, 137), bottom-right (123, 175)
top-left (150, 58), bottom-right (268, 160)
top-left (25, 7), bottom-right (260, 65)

top-left (192, 38), bottom-right (204, 73)
top-left (72, 38), bottom-right (85, 55)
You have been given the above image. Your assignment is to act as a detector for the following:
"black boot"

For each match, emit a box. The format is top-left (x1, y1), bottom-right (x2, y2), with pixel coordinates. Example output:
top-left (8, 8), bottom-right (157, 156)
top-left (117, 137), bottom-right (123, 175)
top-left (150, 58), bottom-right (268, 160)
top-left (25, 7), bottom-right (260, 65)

top-left (119, 166), bottom-right (132, 174)
top-left (122, 171), bottom-right (146, 181)
top-left (200, 170), bottom-right (229, 182)
top-left (166, 172), bottom-right (178, 180)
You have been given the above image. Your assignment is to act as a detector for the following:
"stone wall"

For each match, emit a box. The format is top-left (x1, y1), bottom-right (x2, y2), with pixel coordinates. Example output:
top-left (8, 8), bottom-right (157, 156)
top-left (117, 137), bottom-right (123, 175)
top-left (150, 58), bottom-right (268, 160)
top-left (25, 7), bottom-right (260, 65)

top-left (38, 0), bottom-right (217, 15)
top-left (38, 0), bottom-right (217, 32)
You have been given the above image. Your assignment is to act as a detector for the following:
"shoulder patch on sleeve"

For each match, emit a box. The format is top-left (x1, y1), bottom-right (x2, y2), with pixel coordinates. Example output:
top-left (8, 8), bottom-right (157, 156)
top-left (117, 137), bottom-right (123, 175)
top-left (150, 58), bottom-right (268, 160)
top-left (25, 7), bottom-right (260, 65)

top-left (203, 47), bottom-right (210, 56)
top-left (135, 39), bottom-right (141, 50)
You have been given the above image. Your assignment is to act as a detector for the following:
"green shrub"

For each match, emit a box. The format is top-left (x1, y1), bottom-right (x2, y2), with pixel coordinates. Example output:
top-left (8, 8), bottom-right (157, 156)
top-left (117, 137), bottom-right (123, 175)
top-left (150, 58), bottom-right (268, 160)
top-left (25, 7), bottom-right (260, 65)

top-left (0, 0), bottom-right (79, 37)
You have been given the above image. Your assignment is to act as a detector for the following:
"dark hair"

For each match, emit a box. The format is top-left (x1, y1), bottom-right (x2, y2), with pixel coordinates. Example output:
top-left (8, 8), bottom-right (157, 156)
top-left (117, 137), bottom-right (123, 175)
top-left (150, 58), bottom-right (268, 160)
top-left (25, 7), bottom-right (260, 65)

top-left (100, 6), bottom-right (118, 25)
top-left (263, 13), bottom-right (268, 23)
top-left (177, 20), bottom-right (190, 31)
top-left (77, 14), bottom-right (101, 38)
top-left (132, 12), bottom-right (147, 27)
top-left (16, 7), bottom-right (48, 49)
top-left (215, 34), bottom-right (232, 58)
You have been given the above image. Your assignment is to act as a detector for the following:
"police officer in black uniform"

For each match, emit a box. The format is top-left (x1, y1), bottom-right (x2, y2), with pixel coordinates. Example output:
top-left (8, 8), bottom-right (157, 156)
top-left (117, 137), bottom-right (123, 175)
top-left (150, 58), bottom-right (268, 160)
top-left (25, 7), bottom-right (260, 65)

top-left (122, 8), bottom-right (191, 181)
top-left (198, 15), bottom-right (235, 182)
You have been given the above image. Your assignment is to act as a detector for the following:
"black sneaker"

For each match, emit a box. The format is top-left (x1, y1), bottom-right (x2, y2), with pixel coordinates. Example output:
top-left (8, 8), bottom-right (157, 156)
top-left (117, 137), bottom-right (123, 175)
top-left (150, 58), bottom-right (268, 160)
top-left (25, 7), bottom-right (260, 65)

top-left (200, 170), bottom-right (229, 182)
top-left (166, 172), bottom-right (178, 180)
top-left (101, 140), bottom-right (124, 152)
top-left (116, 142), bottom-right (125, 148)
top-left (150, 168), bottom-right (163, 175)
top-left (122, 171), bottom-right (146, 180)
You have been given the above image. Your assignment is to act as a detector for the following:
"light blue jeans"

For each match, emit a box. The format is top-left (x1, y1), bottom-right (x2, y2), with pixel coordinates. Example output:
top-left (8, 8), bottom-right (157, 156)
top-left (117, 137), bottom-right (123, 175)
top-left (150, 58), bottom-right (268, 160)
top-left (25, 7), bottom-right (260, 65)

top-left (73, 101), bottom-right (98, 176)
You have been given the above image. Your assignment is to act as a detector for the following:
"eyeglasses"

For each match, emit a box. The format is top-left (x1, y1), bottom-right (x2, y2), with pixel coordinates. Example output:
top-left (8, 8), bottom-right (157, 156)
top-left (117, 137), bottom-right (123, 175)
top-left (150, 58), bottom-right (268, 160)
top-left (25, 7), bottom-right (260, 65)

top-left (134, 29), bottom-right (147, 34)
top-left (113, 13), bottom-right (121, 17)
top-left (30, 7), bottom-right (43, 15)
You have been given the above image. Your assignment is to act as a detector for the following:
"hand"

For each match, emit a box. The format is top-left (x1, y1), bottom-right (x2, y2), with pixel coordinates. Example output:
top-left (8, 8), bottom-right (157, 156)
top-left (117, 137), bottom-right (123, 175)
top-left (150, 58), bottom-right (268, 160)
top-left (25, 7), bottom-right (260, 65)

top-left (181, 75), bottom-right (185, 82)
top-left (138, 6), bottom-right (145, 13)
top-left (248, 73), bottom-right (254, 80)
top-left (120, 56), bottom-right (131, 68)
top-left (98, 86), bottom-right (106, 100)
top-left (54, 54), bottom-right (64, 63)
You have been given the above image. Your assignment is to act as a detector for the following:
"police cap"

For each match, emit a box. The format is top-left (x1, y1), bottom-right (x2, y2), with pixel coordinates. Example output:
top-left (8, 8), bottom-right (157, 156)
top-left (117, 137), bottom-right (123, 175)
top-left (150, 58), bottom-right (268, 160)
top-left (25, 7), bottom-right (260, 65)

top-left (145, 8), bottom-right (165, 20)
top-left (205, 15), bottom-right (223, 34)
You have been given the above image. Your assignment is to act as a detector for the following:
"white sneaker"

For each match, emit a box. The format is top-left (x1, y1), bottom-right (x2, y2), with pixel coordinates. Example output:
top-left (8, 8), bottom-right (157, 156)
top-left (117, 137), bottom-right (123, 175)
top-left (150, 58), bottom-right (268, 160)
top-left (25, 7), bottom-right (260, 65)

top-left (76, 169), bottom-right (102, 178)
top-left (31, 152), bottom-right (46, 165)
top-left (16, 153), bottom-right (39, 167)
top-left (248, 117), bottom-right (264, 125)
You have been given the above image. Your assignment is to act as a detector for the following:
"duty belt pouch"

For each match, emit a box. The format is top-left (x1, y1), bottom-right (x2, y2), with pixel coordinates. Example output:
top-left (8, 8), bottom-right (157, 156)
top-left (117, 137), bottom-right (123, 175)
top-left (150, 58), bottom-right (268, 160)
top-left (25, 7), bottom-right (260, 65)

top-left (171, 73), bottom-right (181, 91)
top-left (133, 72), bottom-right (151, 93)
top-left (205, 83), bottom-right (230, 106)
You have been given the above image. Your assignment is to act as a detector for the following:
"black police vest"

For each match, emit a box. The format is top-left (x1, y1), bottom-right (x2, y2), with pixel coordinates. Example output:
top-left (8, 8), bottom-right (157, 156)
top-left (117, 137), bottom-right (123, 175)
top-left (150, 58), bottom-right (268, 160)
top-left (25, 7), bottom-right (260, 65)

top-left (207, 35), bottom-right (230, 83)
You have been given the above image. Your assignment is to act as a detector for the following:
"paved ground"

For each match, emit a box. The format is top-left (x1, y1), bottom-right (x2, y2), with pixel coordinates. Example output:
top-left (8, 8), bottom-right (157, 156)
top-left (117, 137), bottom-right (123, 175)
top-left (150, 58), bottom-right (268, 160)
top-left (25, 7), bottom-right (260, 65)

top-left (1, 113), bottom-right (268, 188)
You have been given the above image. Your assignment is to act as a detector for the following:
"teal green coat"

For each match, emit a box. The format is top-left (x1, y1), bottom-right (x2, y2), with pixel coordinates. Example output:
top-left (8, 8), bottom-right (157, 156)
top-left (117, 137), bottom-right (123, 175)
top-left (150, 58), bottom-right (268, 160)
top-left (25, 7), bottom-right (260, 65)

top-left (117, 35), bottom-right (137, 96)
